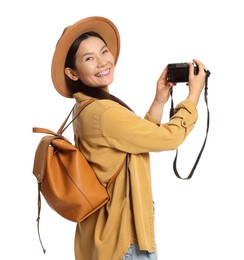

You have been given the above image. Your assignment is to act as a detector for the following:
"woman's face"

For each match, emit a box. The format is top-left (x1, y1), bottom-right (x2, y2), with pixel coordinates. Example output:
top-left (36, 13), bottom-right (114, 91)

top-left (65, 36), bottom-right (115, 92)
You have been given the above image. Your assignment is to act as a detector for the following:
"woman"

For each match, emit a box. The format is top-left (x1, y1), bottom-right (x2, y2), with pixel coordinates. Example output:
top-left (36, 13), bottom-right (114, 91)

top-left (51, 16), bottom-right (207, 260)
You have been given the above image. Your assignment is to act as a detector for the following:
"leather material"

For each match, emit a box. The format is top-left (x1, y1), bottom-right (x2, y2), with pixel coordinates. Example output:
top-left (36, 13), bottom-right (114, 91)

top-left (32, 99), bottom-right (114, 222)
top-left (32, 99), bottom-right (127, 253)
top-left (33, 135), bottom-right (109, 222)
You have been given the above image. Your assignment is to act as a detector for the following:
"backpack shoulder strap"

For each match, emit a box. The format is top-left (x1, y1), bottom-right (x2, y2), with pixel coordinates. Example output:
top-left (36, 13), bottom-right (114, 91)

top-left (107, 154), bottom-right (130, 190)
top-left (58, 99), bottom-right (96, 135)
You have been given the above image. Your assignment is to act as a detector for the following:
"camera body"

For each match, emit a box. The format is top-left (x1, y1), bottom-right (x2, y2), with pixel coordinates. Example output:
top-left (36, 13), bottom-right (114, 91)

top-left (167, 63), bottom-right (199, 82)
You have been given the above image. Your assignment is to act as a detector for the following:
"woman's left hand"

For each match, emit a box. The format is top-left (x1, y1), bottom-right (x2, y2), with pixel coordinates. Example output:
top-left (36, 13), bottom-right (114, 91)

top-left (155, 65), bottom-right (176, 105)
top-left (148, 66), bottom-right (176, 122)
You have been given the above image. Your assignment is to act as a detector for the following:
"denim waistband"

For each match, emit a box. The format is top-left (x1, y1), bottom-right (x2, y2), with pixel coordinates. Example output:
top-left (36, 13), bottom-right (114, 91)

top-left (122, 244), bottom-right (158, 260)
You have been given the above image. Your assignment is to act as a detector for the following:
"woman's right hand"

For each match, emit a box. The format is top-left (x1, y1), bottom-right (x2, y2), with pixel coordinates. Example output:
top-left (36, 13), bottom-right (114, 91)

top-left (187, 59), bottom-right (207, 106)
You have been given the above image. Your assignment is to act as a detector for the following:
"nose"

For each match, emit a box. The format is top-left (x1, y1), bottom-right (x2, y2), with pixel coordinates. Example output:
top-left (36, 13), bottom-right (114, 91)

top-left (97, 55), bottom-right (107, 67)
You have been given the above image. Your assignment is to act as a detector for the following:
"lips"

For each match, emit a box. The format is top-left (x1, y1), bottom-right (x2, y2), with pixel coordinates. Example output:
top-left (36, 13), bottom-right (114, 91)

top-left (95, 69), bottom-right (110, 77)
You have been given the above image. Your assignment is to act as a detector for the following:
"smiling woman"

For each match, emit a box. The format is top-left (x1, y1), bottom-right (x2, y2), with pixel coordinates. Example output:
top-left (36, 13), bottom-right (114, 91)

top-left (64, 32), bottom-right (115, 92)
top-left (49, 16), bottom-right (207, 260)
top-left (52, 19), bottom-right (132, 111)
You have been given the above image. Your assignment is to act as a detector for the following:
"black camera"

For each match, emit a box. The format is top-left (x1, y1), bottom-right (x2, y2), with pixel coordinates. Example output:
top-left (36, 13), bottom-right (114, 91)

top-left (167, 63), bottom-right (199, 82)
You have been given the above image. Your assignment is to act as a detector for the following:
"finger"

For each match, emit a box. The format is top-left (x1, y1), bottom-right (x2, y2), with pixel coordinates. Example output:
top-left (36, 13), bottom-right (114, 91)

top-left (189, 62), bottom-right (194, 75)
top-left (193, 59), bottom-right (206, 71)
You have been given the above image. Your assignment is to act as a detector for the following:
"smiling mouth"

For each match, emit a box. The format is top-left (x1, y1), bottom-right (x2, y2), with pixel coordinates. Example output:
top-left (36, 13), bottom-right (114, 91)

top-left (96, 69), bottom-right (110, 77)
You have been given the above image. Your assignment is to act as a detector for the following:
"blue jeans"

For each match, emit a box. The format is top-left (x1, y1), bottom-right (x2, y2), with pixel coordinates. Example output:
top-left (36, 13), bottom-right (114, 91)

top-left (122, 244), bottom-right (158, 260)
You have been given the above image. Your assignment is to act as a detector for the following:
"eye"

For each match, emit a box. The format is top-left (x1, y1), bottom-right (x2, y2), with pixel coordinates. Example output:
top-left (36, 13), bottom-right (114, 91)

top-left (85, 56), bottom-right (94, 62)
top-left (102, 47), bottom-right (109, 55)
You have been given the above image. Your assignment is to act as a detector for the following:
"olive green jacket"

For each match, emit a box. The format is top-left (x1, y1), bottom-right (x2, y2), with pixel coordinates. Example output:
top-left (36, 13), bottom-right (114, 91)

top-left (72, 92), bottom-right (198, 260)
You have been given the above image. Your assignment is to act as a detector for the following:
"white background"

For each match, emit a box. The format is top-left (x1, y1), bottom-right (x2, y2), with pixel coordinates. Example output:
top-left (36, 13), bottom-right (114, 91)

top-left (1, 0), bottom-right (243, 259)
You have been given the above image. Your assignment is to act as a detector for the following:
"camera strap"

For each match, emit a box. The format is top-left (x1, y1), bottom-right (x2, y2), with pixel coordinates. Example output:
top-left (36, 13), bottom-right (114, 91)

top-left (170, 70), bottom-right (211, 179)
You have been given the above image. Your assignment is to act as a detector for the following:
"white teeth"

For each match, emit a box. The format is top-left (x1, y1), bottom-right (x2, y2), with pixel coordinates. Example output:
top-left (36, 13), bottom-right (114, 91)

top-left (97, 69), bottom-right (109, 77)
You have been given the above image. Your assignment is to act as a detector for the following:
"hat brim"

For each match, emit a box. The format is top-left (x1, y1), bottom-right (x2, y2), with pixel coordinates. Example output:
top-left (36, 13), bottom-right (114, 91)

top-left (51, 16), bottom-right (120, 98)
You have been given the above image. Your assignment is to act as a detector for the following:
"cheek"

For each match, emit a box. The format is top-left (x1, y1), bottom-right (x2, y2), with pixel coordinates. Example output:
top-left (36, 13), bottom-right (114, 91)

top-left (76, 65), bottom-right (93, 82)
top-left (109, 53), bottom-right (115, 65)
top-left (78, 69), bottom-right (97, 86)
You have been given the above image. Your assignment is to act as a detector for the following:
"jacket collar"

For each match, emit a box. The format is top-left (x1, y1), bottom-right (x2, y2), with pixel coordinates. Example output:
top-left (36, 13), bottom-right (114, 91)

top-left (73, 92), bottom-right (93, 102)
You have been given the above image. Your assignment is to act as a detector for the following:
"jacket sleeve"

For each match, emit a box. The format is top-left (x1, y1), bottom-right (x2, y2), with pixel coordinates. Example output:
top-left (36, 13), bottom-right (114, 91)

top-left (99, 99), bottom-right (198, 154)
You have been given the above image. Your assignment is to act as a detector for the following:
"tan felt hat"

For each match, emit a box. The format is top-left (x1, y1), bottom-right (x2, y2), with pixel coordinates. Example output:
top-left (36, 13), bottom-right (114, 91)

top-left (51, 16), bottom-right (120, 98)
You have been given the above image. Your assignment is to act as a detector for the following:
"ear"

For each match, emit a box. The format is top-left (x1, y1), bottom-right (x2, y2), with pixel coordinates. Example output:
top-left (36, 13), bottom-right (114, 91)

top-left (64, 67), bottom-right (79, 81)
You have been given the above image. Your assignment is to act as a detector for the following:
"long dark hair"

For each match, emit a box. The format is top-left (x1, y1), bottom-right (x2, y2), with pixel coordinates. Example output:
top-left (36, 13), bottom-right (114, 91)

top-left (65, 31), bottom-right (133, 111)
